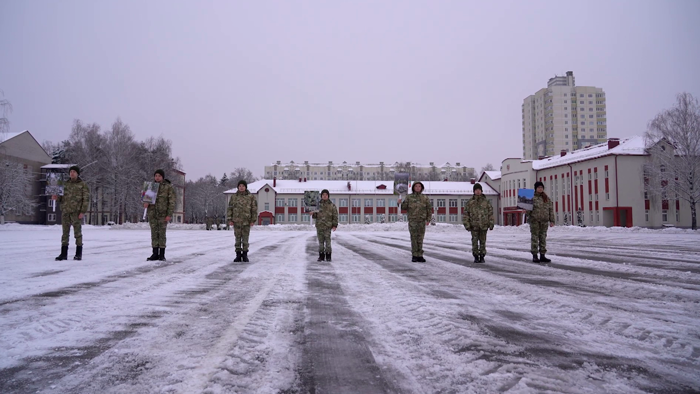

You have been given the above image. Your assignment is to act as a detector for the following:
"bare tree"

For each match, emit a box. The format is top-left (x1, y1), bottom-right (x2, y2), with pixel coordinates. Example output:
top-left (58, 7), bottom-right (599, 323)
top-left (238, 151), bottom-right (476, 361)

top-left (0, 90), bottom-right (12, 139)
top-left (480, 163), bottom-right (495, 178)
top-left (0, 158), bottom-right (36, 224)
top-left (645, 92), bottom-right (700, 230)
top-left (229, 167), bottom-right (257, 185)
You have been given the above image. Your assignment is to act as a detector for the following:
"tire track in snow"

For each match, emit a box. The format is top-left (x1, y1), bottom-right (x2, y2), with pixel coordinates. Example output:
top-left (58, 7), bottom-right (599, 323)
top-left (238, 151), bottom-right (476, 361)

top-left (335, 233), bottom-right (695, 393)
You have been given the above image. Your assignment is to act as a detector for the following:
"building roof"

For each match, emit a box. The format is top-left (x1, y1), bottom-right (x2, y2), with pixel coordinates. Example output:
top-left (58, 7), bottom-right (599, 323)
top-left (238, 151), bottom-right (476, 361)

top-left (532, 136), bottom-right (646, 170)
top-left (225, 179), bottom-right (498, 196)
top-left (483, 171), bottom-right (501, 180)
top-left (41, 164), bottom-right (77, 169)
top-left (0, 131), bottom-right (25, 143)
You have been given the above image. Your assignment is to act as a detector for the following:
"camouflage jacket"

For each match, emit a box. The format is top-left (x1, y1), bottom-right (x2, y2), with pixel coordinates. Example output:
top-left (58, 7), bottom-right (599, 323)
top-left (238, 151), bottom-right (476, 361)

top-left (462, 194), bottom-right (494, 230)
top-left (312, 199), bottom-right (338, 229)
top-left (527, 192), bottom-right (555, 223)
top-left (227, 190), bottom-right (257, 225)
top-left (58, 177), bottom-right (90, 214)
top-left (147, 180), bottom-right (176, 219)
top-left (400, 192), bottom-right (432, 224)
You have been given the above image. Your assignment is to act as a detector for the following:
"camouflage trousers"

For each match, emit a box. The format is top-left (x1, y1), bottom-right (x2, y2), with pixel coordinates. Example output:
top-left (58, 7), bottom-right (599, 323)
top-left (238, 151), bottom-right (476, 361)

top-left (61, 212), bottom-right (83, 246)
top-left (530, 220), bottom-right (549, 254)
top-left (234, 224), bottom-right (251, 252)
top-left (316, 227), bottom-right (332, 253)
top-left (149, 216), bottom-right (168, 248)
top-left (470, 229), bottom-right (488, 255)
top-left (408, 222), bottom-right (426, 257)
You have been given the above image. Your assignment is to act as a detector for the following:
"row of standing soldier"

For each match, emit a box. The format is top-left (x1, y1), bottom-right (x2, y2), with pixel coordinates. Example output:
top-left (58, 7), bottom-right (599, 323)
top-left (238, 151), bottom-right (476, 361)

top-left (54, 168), bottom-right (176, 262)
top-left (52, 172), bottom-right (555, 264)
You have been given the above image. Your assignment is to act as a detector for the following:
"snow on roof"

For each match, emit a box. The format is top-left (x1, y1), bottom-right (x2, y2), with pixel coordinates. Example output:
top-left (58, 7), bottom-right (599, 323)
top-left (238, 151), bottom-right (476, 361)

top-left (0, 130), bottom-right (27, 143)
top-left (532, 136), bottom-right (647, 170)
top-left (421, 181), bottom-right (498, 195)
top-left (41, 164), bottom-right (77, 169)
top-left (483, 171), bottom-right (501, 180)
top-left (225, 179), bottom-right (498, 195)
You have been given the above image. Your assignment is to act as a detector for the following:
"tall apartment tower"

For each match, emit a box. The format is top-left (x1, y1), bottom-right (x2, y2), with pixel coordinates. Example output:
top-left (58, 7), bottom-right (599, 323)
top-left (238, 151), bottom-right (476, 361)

top-left (522, 71), bottom-right (607, 159)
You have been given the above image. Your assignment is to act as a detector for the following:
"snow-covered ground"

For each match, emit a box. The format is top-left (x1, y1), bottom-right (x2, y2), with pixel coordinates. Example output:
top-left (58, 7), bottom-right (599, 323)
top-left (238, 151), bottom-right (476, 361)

top-left (0, 224), bottom-right (698, 394)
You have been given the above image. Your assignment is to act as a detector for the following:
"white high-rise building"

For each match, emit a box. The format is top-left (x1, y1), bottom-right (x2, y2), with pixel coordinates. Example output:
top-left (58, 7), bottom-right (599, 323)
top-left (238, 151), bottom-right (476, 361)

top-left (522, 71), bottom-right (607, 160)
top-left (264, 161), bottom-right (475, 182)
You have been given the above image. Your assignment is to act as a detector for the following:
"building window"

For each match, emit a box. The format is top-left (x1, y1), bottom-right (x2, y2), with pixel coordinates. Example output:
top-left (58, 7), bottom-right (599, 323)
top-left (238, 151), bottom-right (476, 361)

top-left (662, 210), bottom-right (668, 222)
top-left (48, 213), bottom-right (56, 222)
top-left (437, 199), bottom-right (446, 208)
top-left (437, 214), bottom-right (446, 222)
top-left (449, 199), bottom-right (458, 208)
top-left (264, 202), bottom-right (270, 211)
top-left (302, 214), bottom-right (310, 222)
top-left (606, 193), bottom-right (610, 201)
top-left (352, 199), bottom-right (361, 207)
top-left (338, 214), bottom-right (348, 223)
top-left (389, 214), bottom-right (397, 222)
top-left (276, 214), bottom-right (284, 223)
top-left (339, 198), bottom-right (348, 207)
top-left (352, 214), bottom-right (360, 223)
top-left (402, 214), bottom-right (408, 222)
top-left (676, 211), bottom-right (680, 222)
top-left (364, 199), bottom-right (374, 207)
top-left (377, 199), bottom-right (385, 207)
top-left (276, 198), bottom-right (285, 207)
top-left (389, 199), bottom-right (398, 207)
top-left (461, 199), bottom-right (469, 208)
top-left (644, 191), bottom-right (649, 199)
top-left (288, 198), bottom-right (297, 207)
top-left (645, 210), bottom-right (649, 222)
top-left (289, 214), bottom-right (297, 222)
top-left (449, 214), bottom-right (457, 222)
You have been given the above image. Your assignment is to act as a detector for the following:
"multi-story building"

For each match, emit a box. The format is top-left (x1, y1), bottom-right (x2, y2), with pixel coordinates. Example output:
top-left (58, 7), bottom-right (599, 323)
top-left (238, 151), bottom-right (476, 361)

top-left (522, 71), bottom-right (607, 160)
top-left (224, 179), bottom-right (499, 226)
top-left (264, 161), bottom-right (476, 182)
top-left (0, 130), bottom-right (52, 224)
top-left (494, 136), bottom-right (694, 228)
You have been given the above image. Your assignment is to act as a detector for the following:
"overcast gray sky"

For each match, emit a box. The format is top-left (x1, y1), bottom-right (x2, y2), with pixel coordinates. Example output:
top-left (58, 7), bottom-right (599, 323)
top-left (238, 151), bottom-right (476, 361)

top-left (1, 0), bottom-right (699, 180)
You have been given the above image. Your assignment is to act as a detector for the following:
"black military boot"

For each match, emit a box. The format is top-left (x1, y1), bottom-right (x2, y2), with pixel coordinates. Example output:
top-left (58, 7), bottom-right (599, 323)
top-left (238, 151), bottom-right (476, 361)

top-left (158, 248), bottom-right (167, 261)
top-left (532, 253), bottom-right (540, 263)
top-left (539, 253), bottom-right (551, 263)
top-left (325, 252), bottom-right (332, 262)
top-left (73, 246), bottom-right (83, 261)
top-left (411, 256), bottom-right (418, 262)
top-left (473, 254), bottom-right (480, 263)
top-left (55, 245), bottom-right (68, 261)
top-left (418, 256), bottom-right (426, 263)
top-left (242, 251), bottom-right (249, 262)
top-left (233, 251), bottom-right (242, 262)
top-left (317, 252), bottom-right (325, 262)
top-left (479, 254), bottom-right (485, 263)
top-left (147, 247), bottom-right (159, 261)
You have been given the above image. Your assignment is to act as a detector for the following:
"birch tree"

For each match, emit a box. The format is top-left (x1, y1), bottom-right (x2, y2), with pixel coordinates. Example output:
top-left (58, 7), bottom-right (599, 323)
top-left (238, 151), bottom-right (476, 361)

top-left (0, 159), bottom-right (36, 224)
top-left (645, 92), bottom-right (700, 230)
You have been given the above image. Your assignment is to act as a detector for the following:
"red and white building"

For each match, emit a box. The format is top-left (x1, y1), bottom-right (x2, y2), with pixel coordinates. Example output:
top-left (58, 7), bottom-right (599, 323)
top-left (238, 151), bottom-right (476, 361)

top-left (224, 179), bottom-right (499, 226)
top-left (490, 136), bottom-right (694, 228)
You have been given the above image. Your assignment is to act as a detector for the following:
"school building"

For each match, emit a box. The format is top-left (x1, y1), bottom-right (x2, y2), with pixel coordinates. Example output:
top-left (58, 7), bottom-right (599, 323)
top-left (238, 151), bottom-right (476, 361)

top-left (224, 179), bottom-right (499, 226)
top-left (485, 136), bottom-right (695, 228)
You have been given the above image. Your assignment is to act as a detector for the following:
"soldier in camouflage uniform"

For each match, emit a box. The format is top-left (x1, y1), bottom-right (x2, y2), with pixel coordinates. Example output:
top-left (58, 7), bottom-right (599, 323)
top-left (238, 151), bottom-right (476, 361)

top-left (462, 183), bottom-right (494, 263)
top-left (312, 189), bottom-right (338, 262)
top-left (227, 180), bottom-right (257, 262)
top-left (399, 182), bottom-right (432, 262)
top-left (527, 181), bottom-right (555, 263)
top-left (144, 169), bottom-right (175, 261)
top-left (53, 165), bottom-right (90, 261)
